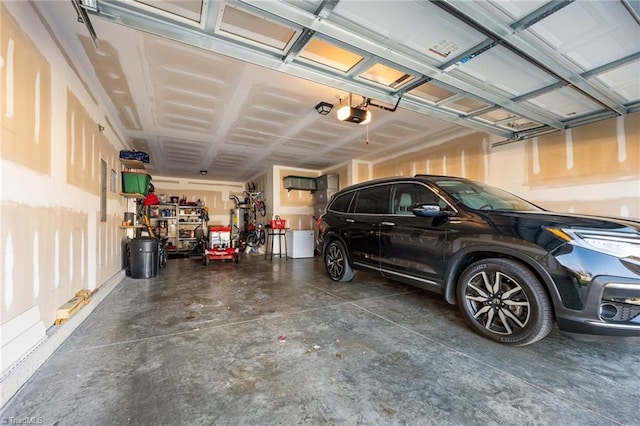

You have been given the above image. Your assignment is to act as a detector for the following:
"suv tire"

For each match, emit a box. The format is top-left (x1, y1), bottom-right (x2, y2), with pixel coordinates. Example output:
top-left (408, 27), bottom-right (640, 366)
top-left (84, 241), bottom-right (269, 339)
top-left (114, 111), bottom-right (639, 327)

top-left (456, 258), bottom-right (553, 346)
top-left (324, 240), bottom-right (355, 282)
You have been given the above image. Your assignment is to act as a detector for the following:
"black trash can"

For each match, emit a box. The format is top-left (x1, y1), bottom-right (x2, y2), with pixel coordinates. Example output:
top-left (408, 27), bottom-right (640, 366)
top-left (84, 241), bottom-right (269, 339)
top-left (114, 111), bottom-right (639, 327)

top-left (129, 237), bottom-right (159, 279)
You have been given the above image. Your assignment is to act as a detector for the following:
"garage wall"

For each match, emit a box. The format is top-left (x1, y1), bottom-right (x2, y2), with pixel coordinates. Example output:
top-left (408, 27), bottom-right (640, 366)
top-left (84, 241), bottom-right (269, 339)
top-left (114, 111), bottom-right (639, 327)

top-left (321, 163), bottom-right (349, 190)
top-left (372, 113), bottom-right (640, 218)
top-left (374, 132), bottom-right (487, 181)
top-left (1, 3), bottom-right (129, 404)
top-left (273, 166), bottom-right (317, 231)
top-left (151, 176), bottom-right (245, 227)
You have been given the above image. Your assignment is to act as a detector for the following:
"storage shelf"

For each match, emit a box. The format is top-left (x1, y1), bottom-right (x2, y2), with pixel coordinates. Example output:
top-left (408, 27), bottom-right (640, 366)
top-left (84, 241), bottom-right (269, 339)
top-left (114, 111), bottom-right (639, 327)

top-left (283, 175), bottom-right (317, 192)
top-left (119, 225), bottom-right (144, 229)
top-left (119, 192), bottom-right (146, 199)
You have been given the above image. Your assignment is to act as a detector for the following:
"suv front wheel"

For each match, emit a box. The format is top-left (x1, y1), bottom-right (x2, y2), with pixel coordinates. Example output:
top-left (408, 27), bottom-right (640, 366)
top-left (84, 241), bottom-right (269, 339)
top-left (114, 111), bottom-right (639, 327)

top-left (324, 240), bottom-right (355, 282)
top-left (456, 258), bottom-right (553, 346)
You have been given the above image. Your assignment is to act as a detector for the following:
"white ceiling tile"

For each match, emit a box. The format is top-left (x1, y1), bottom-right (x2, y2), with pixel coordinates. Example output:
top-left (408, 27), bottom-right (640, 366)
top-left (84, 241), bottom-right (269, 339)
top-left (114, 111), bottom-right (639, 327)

top-left (482, 0), bottom-right (543, 21)
top-left (594, 61), bottom-right (640, 103)
top-left (526, 87), bottom-right (603, 118)
top-left (528, 1), bottom-right (640, 70)
top-left (333, 1), bottom-right (484, 63)
top-left (451, 45), bottom-right (558, 96)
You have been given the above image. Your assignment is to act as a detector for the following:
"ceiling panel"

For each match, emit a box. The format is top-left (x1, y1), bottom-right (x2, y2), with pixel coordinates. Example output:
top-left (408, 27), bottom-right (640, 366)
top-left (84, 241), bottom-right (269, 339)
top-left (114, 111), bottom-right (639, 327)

top-left (527, 1), bottom-right (640, 71)
top-left (298, 37), bottom-right (364, 72)
top-left (332, 1), bottom-right (484, 64)
top-left (480, 1), bottom-right (543, 21)
top-left (593, 60), bottom-right (640, 103)
top-left (135, 0), bottom-right (204, 23)
top-left (450, 45), bottom-right (559, 97)
top-left (525, 86), bottom-right (603, 118)
top-left (217, 4), bottom-right (300, 52)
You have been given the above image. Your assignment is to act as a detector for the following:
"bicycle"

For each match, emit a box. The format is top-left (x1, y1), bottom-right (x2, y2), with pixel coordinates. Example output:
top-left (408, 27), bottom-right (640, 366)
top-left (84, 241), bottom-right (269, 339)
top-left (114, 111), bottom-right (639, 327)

top-left (245, 221), bottom-right (266, 247)
top-left (245, 183), bottom-right (266, 217)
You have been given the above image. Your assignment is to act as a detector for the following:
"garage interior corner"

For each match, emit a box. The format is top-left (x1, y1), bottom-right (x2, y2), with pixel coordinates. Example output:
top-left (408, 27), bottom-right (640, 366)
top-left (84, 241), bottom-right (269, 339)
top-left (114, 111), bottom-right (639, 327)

top-left (1, 256), bottom-right (638, 425)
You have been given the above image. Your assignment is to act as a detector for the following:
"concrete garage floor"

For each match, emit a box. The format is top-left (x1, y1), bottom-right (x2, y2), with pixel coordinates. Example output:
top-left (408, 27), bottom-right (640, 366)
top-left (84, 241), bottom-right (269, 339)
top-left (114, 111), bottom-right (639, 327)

top-left (2, 255), bottom-right (639, 425)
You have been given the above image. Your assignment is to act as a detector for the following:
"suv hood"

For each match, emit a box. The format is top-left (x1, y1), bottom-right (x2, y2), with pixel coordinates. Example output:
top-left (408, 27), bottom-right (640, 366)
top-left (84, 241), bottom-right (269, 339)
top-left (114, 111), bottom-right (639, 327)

top-left (486, 210), bottom-right (640, 234)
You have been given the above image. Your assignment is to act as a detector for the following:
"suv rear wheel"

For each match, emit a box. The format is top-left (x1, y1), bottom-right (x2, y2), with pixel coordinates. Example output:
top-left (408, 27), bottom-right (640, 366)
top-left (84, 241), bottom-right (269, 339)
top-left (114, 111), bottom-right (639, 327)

top-left (456, 258), bottom-right (553, 346)
top-left (324, 240), bottom-right (355, 282)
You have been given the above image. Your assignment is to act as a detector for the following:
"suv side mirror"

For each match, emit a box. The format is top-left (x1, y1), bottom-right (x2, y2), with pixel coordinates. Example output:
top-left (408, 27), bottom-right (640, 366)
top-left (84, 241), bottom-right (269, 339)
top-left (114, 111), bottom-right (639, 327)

top-left (412, 204), bottom-right (449, 217)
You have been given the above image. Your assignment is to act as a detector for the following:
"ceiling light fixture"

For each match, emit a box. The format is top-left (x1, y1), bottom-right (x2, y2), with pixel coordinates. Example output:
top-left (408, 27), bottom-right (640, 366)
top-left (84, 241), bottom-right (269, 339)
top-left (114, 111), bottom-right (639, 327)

top-left (314, 101), bottom-right (333, 115)
top-left (337, 93), bottom-right (371, 125)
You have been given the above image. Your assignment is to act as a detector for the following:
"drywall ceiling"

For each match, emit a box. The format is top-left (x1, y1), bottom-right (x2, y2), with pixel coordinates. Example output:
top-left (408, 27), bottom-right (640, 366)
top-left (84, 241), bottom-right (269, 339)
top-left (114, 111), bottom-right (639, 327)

top-left (34, 0), bottom-right (640, 182)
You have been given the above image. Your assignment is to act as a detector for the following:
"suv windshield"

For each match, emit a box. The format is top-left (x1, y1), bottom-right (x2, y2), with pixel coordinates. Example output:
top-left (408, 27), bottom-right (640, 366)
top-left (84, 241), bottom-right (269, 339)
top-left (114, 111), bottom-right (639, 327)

top-left (433, 178), bottom-right (543, 212)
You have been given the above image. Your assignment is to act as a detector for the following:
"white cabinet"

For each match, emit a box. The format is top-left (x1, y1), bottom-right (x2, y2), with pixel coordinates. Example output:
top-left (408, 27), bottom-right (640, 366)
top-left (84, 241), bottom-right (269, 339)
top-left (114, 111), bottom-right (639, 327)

top-left (286, 230), bottom-right (315, 258)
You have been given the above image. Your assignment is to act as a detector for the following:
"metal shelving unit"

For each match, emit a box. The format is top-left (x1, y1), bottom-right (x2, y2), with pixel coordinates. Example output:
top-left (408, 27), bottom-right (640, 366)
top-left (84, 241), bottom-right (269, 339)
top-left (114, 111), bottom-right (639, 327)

top-left (177, 205), bottom-right (206, 253)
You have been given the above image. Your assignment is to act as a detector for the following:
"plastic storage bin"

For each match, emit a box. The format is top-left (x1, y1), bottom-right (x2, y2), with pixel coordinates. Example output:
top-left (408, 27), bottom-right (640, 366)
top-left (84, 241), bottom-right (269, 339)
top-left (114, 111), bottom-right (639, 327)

top-left (122, 171), bottom-right (151, 195)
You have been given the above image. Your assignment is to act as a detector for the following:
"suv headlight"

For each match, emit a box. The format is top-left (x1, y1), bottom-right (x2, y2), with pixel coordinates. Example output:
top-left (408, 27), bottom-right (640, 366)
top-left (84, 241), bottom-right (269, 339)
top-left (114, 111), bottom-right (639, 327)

top-left (545, 227), bottom-right (640, 259)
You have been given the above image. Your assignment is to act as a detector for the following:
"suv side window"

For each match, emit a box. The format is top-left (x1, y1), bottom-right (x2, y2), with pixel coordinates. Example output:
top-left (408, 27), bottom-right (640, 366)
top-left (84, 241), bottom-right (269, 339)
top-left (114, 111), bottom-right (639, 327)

top-left (353, 185), bottom-right (389, 214)
top-left (392, 183), bottom-right (445, 215)
top-left (329, 191), bottom-right (354, 213)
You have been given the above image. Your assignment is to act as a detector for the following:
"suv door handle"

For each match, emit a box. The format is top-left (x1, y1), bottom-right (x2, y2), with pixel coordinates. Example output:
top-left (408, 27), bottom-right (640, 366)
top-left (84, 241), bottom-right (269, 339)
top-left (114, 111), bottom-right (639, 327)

top-left (345, 218), bottom-right (355, 223)
top-left (381, 221), bottom-right (396, 226)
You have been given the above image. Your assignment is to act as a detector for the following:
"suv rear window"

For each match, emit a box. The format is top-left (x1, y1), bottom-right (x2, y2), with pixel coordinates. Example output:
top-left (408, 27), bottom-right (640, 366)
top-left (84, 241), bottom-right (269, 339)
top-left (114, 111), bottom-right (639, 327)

top-left (353, 185), bottom-right (389, 214)
top-left (328, 191), bottom-right (354, 213)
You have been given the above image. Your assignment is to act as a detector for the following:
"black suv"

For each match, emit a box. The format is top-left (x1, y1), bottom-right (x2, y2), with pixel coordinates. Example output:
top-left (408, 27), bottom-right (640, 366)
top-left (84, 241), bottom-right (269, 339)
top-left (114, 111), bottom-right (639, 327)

top-left (316, 175), bottom-right (640, 345)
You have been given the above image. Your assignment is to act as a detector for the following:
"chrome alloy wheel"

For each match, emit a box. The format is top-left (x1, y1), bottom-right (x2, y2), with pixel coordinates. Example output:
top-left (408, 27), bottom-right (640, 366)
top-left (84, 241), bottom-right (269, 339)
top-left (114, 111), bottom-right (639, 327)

top-left (326, 243), bottom-right (345, 279)
top-left (324, 240), bottom-right (354, 282)
top-left (463, 270), bottom-right (531, 335)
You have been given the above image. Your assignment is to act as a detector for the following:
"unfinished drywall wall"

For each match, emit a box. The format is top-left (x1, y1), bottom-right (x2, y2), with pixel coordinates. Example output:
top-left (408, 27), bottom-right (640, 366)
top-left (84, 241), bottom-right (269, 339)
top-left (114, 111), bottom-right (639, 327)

top-left (271, 166), bottom-right (318, 231)
top-left (151, 176), bottom-right (245, 226)
top-left (522, 114), bottom-right (640, 216)
top-left (373, 132), bottom-right (487, 181)
top-left (279, 168), bottom-right (317, 208)
top-left (527, 116), bottom-right (639, 186)
top-left (371, 113), bottom-right (639, 218)
top-left (0, 4), bottom-right (51, 172)
top-left (357, 161), bottom-right (371, 183)
top-left (1, 203), bottom-right (88, 326)
top-left (1, 3), bottom-right (129, 403)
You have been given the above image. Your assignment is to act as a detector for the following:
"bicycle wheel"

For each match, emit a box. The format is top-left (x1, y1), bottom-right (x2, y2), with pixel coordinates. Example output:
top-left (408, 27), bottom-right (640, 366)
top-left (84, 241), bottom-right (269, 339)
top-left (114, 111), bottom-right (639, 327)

top-left (246, 232), bottom-right (259, 247)
top-left (258, 201), bottom-right (266, 217)
top-left (259, 229), bottom-right (266, 245)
